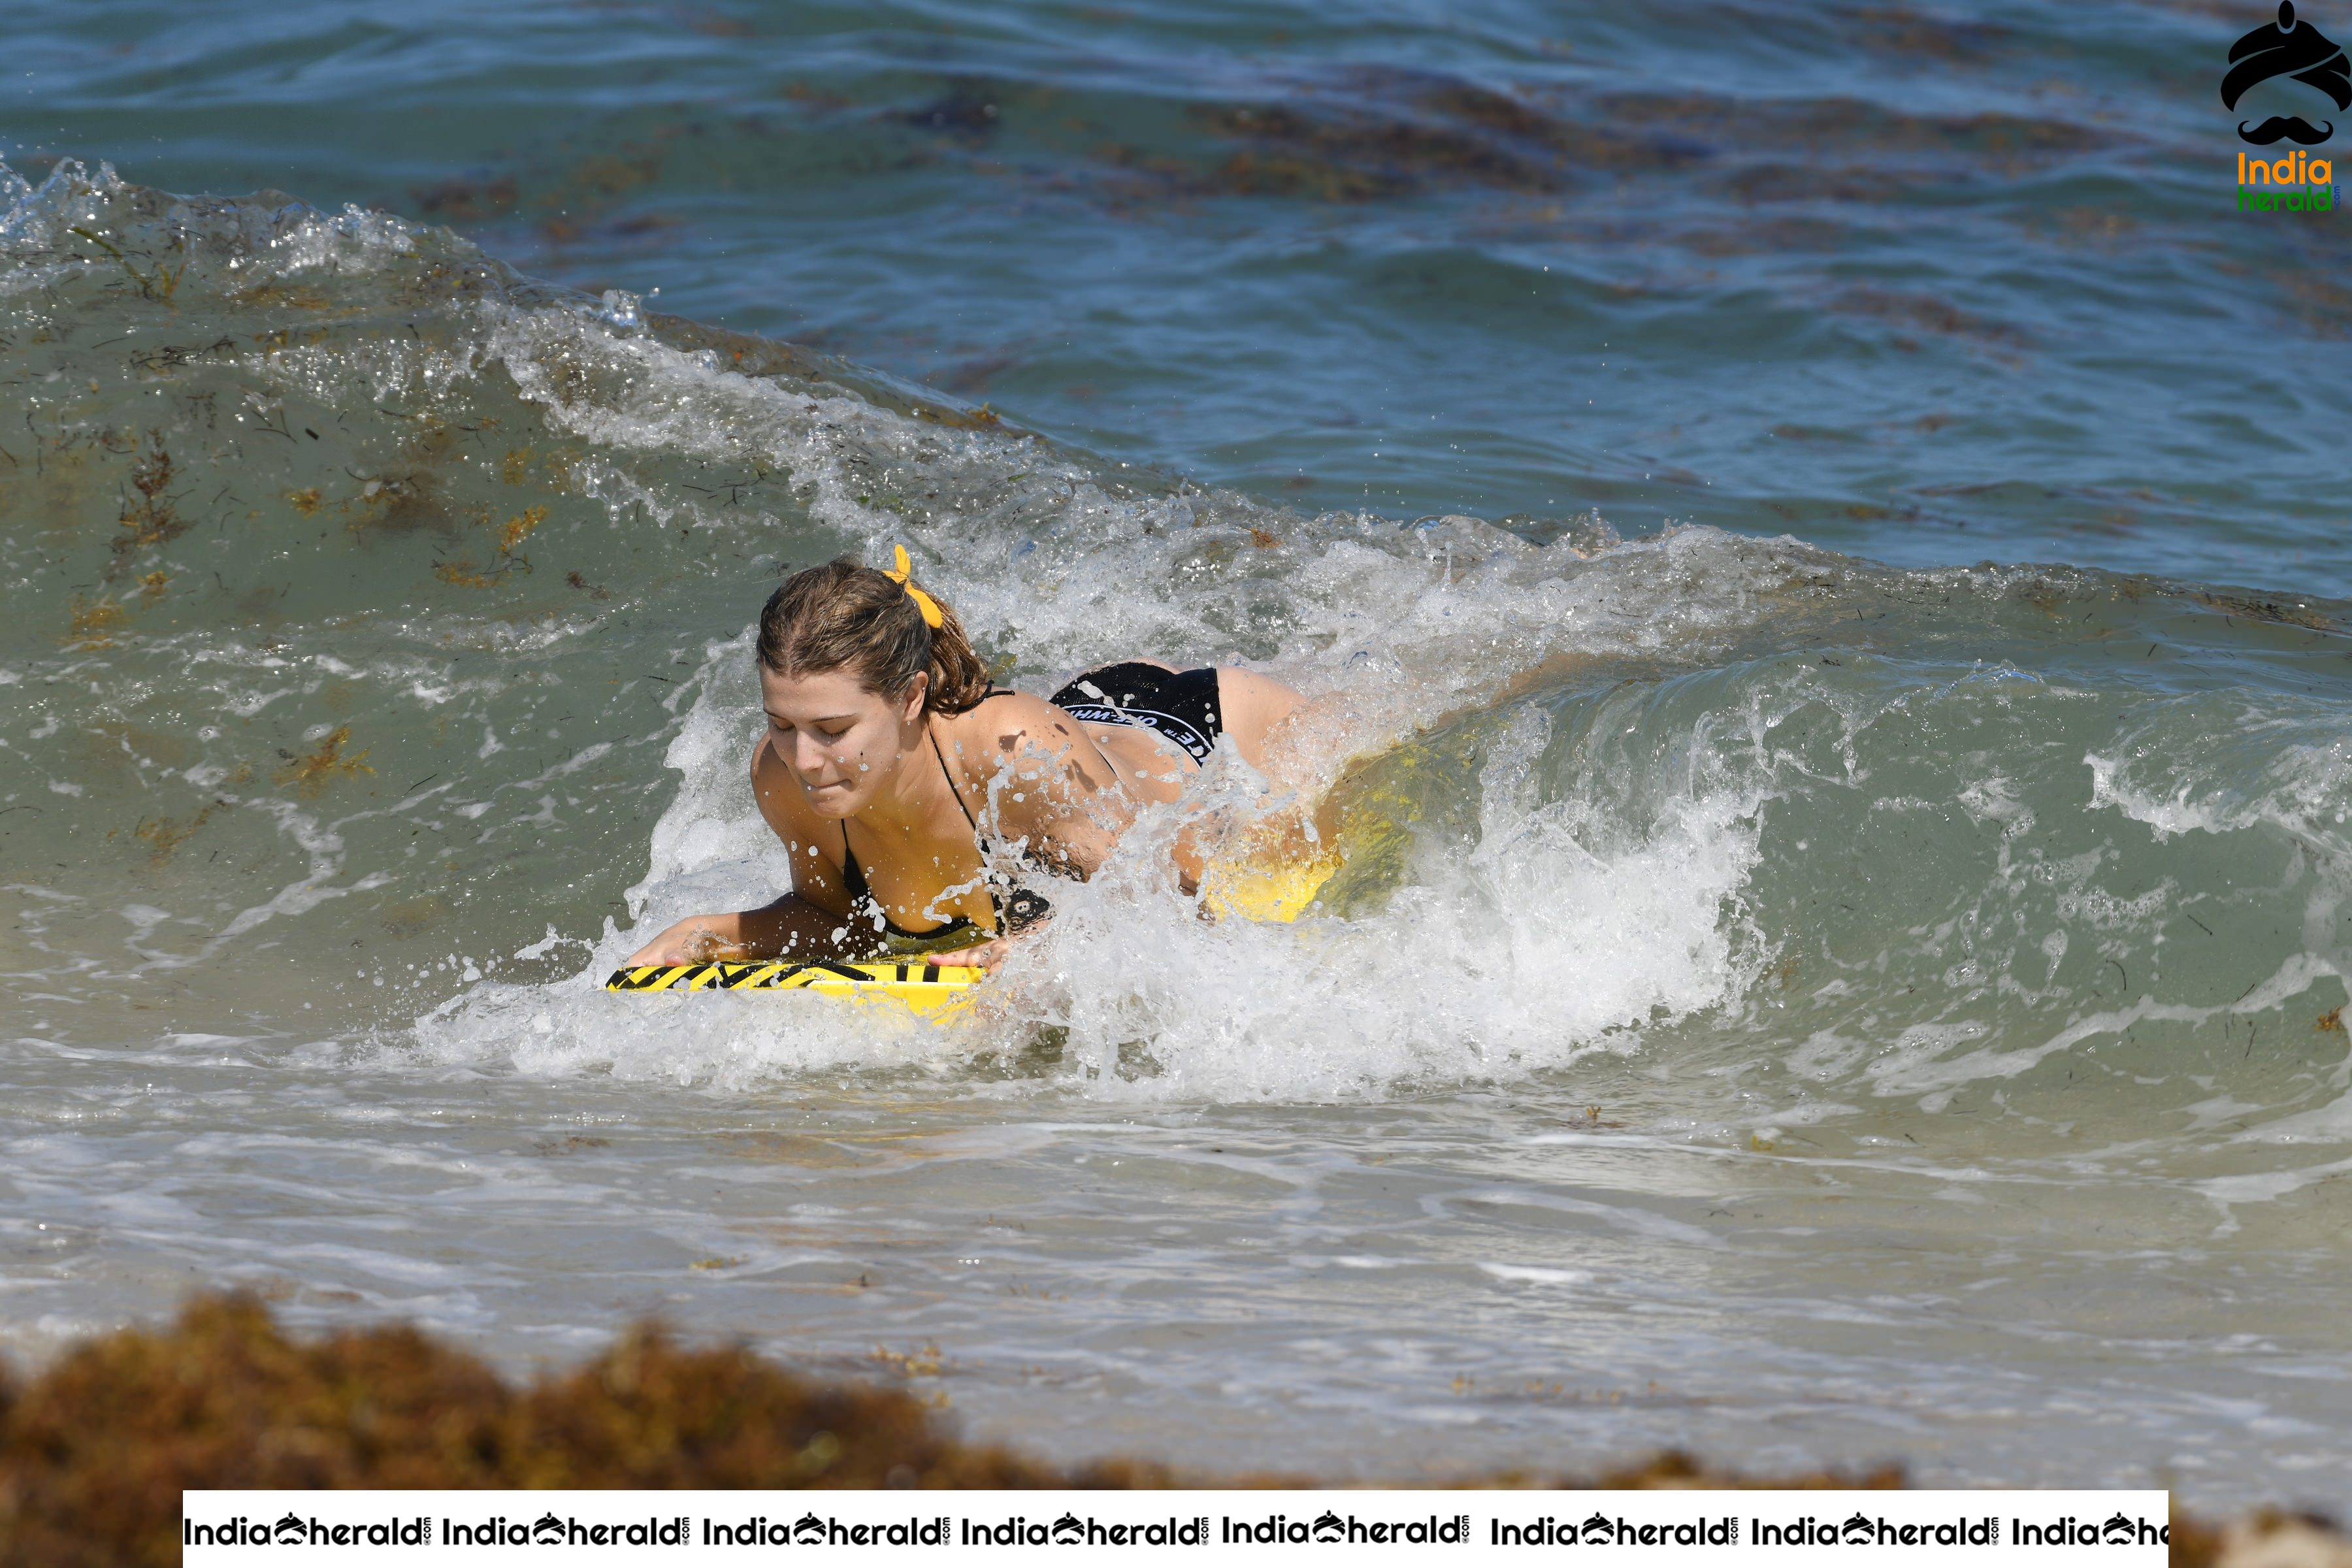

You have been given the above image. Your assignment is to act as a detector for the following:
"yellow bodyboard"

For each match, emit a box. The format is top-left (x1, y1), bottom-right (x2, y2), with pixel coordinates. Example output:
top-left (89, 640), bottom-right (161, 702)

top-left (604, 958), bottom-right (984, 1017)
top-left (1197, 853), bottom-right (1339, 923)
top-left (608, 851), bottom-right (1334, 1007)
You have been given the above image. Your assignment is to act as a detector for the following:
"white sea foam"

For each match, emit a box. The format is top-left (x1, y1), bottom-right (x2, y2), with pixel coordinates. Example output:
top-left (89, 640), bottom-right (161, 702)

top-left (472, 297), bottom-right (1809, 763)
top-left (416, 630), bottom-right (1771, 1100)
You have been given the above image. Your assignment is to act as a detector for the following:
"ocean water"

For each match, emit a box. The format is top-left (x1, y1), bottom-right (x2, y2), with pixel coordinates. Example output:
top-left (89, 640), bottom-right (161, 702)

top-left (3, 0), bottom-right (2350, 1509)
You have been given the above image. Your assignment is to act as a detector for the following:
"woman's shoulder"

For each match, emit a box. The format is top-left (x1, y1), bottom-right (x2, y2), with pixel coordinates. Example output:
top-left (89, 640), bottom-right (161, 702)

top-left (933, 690), bottom-right (1124, 809)
top-left (937, 689), bottom-right (1093, 759)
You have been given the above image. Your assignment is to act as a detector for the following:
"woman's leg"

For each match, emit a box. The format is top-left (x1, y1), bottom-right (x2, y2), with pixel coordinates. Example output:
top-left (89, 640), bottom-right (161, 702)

top-left (1210, 666), bottom-right (1301, 771)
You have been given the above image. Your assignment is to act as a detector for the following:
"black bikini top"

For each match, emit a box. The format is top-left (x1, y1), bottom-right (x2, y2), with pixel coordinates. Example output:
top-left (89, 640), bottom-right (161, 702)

top-left (838, 691), bottom-right (1053, 948)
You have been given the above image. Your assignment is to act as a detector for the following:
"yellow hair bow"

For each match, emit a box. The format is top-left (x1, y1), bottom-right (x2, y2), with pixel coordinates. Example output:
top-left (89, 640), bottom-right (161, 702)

top-left (885, 544), bottom-right (944, 629)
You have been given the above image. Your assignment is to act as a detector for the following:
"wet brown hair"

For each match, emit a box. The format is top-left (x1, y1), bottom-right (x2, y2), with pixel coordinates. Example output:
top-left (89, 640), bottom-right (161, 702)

top-left (755, 555), bottom-right (994, 715)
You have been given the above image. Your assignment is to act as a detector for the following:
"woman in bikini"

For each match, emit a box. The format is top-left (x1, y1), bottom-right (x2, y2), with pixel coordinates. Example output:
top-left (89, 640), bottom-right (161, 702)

top-left (621, 548), bottom-right (1307, 971)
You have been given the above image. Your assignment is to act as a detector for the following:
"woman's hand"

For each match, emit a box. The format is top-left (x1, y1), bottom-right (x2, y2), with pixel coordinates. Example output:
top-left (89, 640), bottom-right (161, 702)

top-left (947, 916), bottom-right (1050, 974)
top-left (621, 917), bottom-right (745, 969)
top-left (951, 936), bottom-right (1011, 972)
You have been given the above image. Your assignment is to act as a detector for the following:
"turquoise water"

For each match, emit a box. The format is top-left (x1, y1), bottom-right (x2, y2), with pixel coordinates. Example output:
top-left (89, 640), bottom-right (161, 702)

top-left (2, 0), bottom-right (2349, 1508)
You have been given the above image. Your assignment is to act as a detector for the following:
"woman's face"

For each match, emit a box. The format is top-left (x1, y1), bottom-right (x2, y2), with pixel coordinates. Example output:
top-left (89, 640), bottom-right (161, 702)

top-left (759, 665), bottom-right (926, 819)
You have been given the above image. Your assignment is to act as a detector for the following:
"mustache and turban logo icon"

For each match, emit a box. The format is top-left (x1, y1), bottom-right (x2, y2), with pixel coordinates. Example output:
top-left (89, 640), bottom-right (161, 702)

top-left (2224, 2), bottom-right (2350, 144)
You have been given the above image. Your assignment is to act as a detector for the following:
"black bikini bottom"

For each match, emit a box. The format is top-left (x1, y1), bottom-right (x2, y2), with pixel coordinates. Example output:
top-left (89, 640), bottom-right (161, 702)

top-left (1051, 662), bottom-right (1225, 764)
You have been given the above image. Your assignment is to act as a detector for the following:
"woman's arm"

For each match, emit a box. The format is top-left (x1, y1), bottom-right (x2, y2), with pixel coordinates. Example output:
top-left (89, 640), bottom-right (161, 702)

top-left (919, 693), bottom-right (1137, 970)
top-left (618, 737), bottom-right (862, 968)
top-left (947, 692), bottom-right (1135, 879)
top-left (618, 892), bottom-right (862, 968)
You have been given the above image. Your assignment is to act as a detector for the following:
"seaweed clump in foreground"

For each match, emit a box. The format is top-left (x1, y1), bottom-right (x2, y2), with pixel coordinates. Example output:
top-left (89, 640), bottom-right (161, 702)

top-left (0, 1297), bottom-right (2338, 1568)
top-left (0, 1294), bottom-right (1113, 1566)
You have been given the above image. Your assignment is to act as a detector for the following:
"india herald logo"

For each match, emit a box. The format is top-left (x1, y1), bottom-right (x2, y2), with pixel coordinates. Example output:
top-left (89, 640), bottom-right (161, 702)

top-left (2225, 2), bottom-right (2350, 144)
